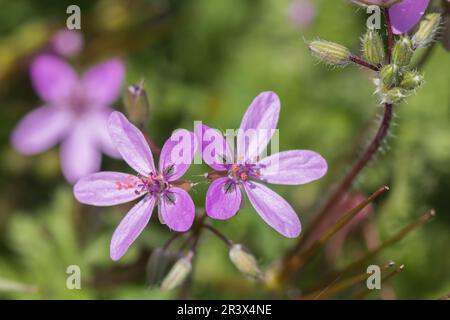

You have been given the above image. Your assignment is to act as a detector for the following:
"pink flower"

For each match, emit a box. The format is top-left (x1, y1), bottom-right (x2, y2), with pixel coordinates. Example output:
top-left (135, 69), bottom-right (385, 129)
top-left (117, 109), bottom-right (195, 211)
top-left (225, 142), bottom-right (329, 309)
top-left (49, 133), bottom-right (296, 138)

top-left (74, 111), bottom-right (197, 261)
top-left (389, 0), bottom-right (429, 34)
top-left (196, 92), bottom-right (328, 238)
top-left (11, 54), bottom-right (125, 183)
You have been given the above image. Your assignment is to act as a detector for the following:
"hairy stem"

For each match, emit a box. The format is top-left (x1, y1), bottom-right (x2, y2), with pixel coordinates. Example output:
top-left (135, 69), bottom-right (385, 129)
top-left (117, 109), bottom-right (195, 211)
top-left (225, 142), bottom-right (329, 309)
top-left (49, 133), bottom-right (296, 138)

top-left (384, 8), bottom-right (393, 63)
top-left (349, 55), bottom-right (380, 72)
top-left (277, 12), bottom-right (397, 285)
top-left (279, 103), bottom-right (393, 284)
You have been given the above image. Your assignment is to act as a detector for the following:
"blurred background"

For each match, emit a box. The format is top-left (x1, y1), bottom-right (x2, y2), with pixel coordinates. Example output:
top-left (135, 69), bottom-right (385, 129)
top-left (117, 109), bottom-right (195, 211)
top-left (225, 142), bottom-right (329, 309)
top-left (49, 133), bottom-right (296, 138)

top-left (0, 0), bottom-right (449, 299)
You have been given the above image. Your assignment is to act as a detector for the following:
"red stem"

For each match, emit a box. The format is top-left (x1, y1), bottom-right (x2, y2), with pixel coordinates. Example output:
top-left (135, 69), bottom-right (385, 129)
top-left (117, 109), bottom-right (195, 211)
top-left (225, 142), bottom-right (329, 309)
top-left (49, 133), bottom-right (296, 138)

top-left (349, 55), bottom-right (380, 72)
top-left (385, 8), bottom-right (393, 63)
top-left (278, 11), bottom-right (397, 285)
top-left (279, 103), bottom-right (394, 283)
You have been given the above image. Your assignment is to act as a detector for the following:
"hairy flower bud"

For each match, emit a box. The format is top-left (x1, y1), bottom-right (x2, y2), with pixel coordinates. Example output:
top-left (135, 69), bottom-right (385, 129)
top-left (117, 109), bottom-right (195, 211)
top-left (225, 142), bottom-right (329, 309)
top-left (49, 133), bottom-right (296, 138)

top-left (362, 28), bottom-right (385, 65)
top-left (308, 40), bottom-right (351, 66)
top-left (160, 254), bottom-right (192, 291)
top-left (124, 81), bottom-right (151, 128)
top-left (229, 244), bottom-right (261, 278)
top-left (380, 64), bottom-right (400, 87)
top-left (392, 37), bottom-right (414, 66)
top-left (385, 87), bottom-right (409, 104)
top-left (400, 70), bottom-right (424, 90)
top-left (412, 13), bottom-right (442, 49)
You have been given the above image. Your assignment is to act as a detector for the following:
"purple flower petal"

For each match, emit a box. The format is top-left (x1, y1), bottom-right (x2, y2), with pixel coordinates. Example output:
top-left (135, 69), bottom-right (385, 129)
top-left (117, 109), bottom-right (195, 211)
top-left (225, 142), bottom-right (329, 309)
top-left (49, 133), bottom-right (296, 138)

top-left (243, 181), bottom-right (301, 238)
top-left (389, 0), bottom-right (429, 34)
top-left (258, 150), bottom-right (327, 185)
top-left (159, 129), bottom-right (196, 181)
top-left (11, 106), bottom-right (73, 155)
top-left (110, 196), bottom-right (156, 261)
top-left (206, 177), bottom-right (242, 220)
top-left (30, 54), bottom-right (78, 103)
top-left (85, 108), bottom-right (120, 158)
top-left (108, 111), bottom-right (155, 176)
top-left (160, 187), bottom-right (195, 232)
top-left (60, 123), bottom-right (102, 184)
top-left (82, 58), bottom-right (125, 106)
top-left (237, 91), bottom-right (280, 162)
top-left (195, 123), bottom-right (233, 171)
top-left (74, 171), bottom-right (142, 206)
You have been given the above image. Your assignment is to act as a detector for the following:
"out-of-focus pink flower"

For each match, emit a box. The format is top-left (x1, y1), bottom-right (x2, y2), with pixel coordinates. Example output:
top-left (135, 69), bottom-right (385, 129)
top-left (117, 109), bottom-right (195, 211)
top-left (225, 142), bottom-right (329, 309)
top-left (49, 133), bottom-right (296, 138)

top-left (196, 92), bottom-right (328, 238)
top-left (389, 0), bottom-right (429, 34)
top-left (50, 30), bottom-right (84, 57)
top-left (11, 54), bottom-right (125, 183)
top-left (288, 0), bottom-right (316, 28)
top-left (74, 111), bottom-right (197, 261)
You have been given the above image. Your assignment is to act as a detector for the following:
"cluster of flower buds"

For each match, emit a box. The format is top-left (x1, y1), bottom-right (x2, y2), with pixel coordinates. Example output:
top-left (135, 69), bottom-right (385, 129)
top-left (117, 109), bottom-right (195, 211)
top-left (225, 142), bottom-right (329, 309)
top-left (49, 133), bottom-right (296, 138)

top-left (373, 33), bottom-right (423, 104)
top-left (308, 12), bottom-right (441, 105)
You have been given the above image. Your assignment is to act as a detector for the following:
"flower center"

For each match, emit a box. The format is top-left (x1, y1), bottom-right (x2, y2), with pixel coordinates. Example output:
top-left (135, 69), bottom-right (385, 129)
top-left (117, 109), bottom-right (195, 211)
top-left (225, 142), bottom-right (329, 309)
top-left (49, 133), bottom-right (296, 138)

top-left (228, 163), bottom-right (261, 183)
top-left (135, 173), bottom-right (169, 196)
top-left (65, 85), bottom-right (91, 115)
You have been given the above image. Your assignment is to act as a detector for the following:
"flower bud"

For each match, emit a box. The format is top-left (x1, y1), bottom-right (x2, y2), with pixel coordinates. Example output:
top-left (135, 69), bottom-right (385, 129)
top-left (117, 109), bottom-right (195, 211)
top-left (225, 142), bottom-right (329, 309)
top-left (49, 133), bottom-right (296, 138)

top-left (412, 13), bottom-right (442, 49)
top-left (385, 87), bottom-right (409, 104)
top-left (308, 40), bottom-right (351, 66)
top-left (379, 64), bottom-right (400, 87)
top-left (229, 244), bottom-right (261, 278)
top-left (362, 28), bottom-right (385, 65)
top-left (392, 37), bottom-right (413, 66)
top-left (124, 81), bottom-right (151, 128)
top-left (160, 255), bottom-right (192, 291)
top-left (400, 70), bottom-right (424, 90)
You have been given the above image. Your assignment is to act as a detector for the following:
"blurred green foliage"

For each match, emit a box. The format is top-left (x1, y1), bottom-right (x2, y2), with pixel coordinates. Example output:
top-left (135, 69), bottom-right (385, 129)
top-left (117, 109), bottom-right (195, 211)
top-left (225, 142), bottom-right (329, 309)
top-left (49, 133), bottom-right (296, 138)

top-left (0, 0), bottom-right (449, 299)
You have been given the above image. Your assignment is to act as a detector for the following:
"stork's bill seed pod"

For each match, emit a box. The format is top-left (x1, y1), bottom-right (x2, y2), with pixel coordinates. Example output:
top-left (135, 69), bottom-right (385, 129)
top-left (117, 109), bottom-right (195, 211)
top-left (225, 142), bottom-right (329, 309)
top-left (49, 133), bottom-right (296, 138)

top-left (362, 28), bottom-right (385, 65)
top-left (392, 37), bottom-right (414, 66)
top-left (229, 244), bottom-right (261, 278)
top-left (412, 13), bottom-right (442, 49)
top-left (380, 64), bottom-right (400, 87)
top-left (400, 71), bottom-right (424, 90)
top-left (308, 40), bottom-right (351, 66)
